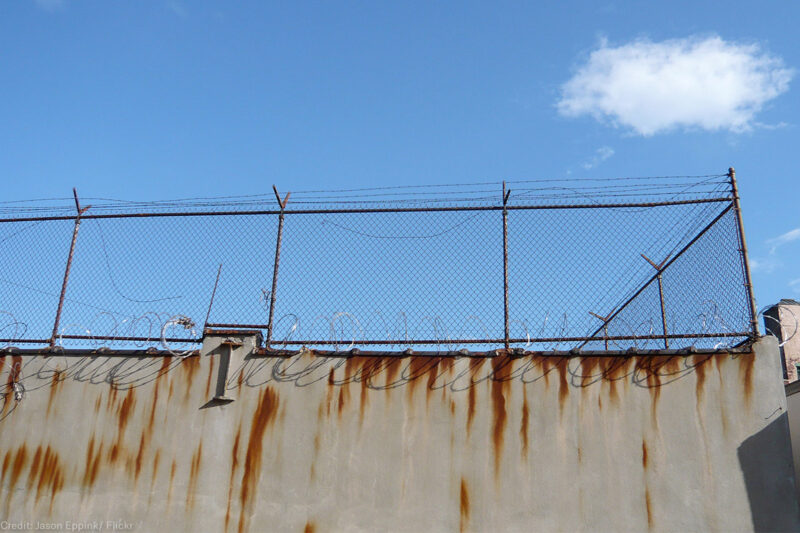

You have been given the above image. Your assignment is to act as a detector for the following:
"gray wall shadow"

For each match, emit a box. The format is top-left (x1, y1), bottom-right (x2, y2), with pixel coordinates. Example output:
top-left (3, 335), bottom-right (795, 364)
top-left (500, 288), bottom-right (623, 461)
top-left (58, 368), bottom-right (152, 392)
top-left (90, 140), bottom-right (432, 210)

top-left (738, 412), bottom-right (800, 532)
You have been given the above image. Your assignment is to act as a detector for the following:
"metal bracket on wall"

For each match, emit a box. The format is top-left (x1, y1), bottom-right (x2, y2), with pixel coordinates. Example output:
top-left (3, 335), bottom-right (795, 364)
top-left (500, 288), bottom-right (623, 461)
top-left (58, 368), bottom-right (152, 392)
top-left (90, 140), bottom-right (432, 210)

top-left (214, 337), bottom-right (244, 403)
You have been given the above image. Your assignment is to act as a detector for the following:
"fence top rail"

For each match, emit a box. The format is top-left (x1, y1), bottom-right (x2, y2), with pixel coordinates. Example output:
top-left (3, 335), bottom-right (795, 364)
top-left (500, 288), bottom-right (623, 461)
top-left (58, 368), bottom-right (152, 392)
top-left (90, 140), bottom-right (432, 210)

top-left (0, 196), bottom-right (733, 223)
top-left (0, 344), bottom-right (753, 359)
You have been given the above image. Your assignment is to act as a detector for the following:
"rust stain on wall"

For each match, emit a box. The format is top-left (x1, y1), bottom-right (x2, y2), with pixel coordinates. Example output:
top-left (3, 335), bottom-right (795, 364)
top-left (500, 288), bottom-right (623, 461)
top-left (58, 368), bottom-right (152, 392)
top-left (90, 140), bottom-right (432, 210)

top-left (134, 434), bottom-right (146, 482)
top-left (406, 357), bottom-right (434, 401)
top-left (425, 358), bottom-right (442, 405)
top-left (739, 352), bottom-right (755, 405)
top-left (46, 371), bottom-right (64, 418)
top-left (337, 387), bottom-right (347, 419)
top-left (149, 450), bottom-right (160, 507)
top-left (186, 442), bottom-right (203, 509)
top-left (580, 357), bottom-right (600, 388)
top-left (27, 445), bottom-right (64, 513)
top-left (325, 367), bottom-right (336, 417)
top-left (642, 440), bottom-right (648, 470)
top-left (714, 352), bottom-right (728, 372)
top-left (491, 356), bottom-right (510, 478)
top-left (25, 447), bottom-right (41, 492)
top-left (359, 369), bottom-right (368, 424)
top-left (149, 378), bottom-right (160, 430)
top-left (82, 436), bottom-right (103, 491)
top-left (182, 355), bottom-right (200, 401)
top-left (118, 387), bottom-right (136, 430)
top-left (4, 445), bottom-right (27, 515)
top-left (109, 387), bottom-right (136, 463)
top-left (225, 424), bottom-right (242, 533)
top-left (148, 357), bottom-right (171, 426)
top-left (107, 382), bottom-right (119, 411)
top-left (1, 451), bottom-right (10, 485)
top-left (602, 357), bottom-right (629, 405)
top-left (643, 438), bottom-right (652, 529)
top-left (518, 375), bottom-right (530, 457)
top-left (459, 478), bottom-right (470, 533)
top-left (555, 358), bottom-right (569, 416)
top-left (714, 353), bottom-right (730, 435)
top-left (239, 387), bottom-right (279, 533)
top-left (534, 355), bottom-right (552, 388)
top-left (304, 521), bottom-right (316, 533)
top-left (309, 431), bottom-right (320, 482)
top-left (167, 460), bottom-right (176, 507)
top-left (693, 354), bottom-right (711, 405)
top-left (384, 357), bottom-right (402, 389)
top-left (635, 356), bottom-right (679, 425)
top-left (466, 385), bottom-right (476, 435)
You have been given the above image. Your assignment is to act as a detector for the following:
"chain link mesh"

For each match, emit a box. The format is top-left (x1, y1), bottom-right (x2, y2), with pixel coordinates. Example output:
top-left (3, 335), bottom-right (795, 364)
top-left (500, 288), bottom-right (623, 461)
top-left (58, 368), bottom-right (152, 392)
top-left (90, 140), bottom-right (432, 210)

top-left (0, 175), bottom-right (755, 352)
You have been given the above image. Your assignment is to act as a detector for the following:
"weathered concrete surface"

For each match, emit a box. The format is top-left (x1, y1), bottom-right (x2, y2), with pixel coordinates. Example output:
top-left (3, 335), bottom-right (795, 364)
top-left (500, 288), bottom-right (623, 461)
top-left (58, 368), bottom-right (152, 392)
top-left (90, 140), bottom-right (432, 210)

top-left (0, 336), bottom-right (797, 532)
top-left (784, 379), bottom-right (800, 504)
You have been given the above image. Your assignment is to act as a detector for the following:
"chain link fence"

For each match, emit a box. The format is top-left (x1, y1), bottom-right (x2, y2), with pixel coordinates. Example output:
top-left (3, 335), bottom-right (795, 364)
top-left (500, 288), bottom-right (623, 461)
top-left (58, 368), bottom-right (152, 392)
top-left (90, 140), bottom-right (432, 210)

top-left (0, 171), bottom-right (758, 352)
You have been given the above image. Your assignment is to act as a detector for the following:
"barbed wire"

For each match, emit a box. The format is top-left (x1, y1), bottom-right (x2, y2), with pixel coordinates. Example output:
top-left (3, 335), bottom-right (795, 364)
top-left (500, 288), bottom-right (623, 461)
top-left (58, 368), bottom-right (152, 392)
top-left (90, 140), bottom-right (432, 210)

top-left (0, 174), bottom-right (731, 216)
top-left (0, 174), bottom-right (754, 352)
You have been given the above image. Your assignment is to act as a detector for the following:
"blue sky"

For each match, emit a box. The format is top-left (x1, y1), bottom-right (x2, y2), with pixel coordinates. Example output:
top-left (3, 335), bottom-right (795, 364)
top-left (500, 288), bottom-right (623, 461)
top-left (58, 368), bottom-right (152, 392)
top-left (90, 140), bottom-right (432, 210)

top-left (1, 0), bottom-right (799, 315)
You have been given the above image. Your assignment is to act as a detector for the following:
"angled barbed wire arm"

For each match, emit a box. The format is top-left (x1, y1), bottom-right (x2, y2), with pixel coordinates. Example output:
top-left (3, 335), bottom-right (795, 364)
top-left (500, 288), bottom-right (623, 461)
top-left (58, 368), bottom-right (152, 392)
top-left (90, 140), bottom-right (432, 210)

top-left (576, 202), bottom-right (735, 350)
top-left (588, 311), bottom-right (612, 350)
top-left (50, 188), bottom-right (91, 348)
top-left (728, 167), bottom-right (759, 337)
top-left (640, 252), bottom-right (671, 349)
top-left (266, 186), bottom-right (290, 350)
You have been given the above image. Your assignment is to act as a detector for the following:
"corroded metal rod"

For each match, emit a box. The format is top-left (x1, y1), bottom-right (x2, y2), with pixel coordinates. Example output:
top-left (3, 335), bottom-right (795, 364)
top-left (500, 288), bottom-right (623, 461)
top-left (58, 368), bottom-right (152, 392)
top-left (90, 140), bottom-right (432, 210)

top-left (729, 167), bottom-right (759, 337)
top-left (502, 181), bottom-right (510, 350)
top-left (266, 187), bottom-right (289, 347)
top-left (50, 188), bottom-right (85, 347)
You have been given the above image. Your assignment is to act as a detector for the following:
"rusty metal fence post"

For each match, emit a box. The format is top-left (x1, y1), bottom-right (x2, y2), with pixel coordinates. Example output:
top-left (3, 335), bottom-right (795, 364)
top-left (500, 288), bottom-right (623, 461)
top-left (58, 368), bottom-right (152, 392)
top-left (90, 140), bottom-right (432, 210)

top-left (502, 181), bottom-right (511, 350)
top-left (49, 188), bottom-right (89, 347)
top-left (266, 186), bottom-right (290, 348)
top-left (641, 254), bottom-right (670, 349)
top-left (728, 167), bottom-right (760, 338)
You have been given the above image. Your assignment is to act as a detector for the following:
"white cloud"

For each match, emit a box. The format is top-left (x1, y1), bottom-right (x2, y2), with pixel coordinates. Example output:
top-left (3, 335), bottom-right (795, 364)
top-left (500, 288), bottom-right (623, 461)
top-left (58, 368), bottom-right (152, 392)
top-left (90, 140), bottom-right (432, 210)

top-left (790, 278), bottom-right (800, 294)
top-left (750, 256), bottom-right (782, 274)
top-left (767, 227), bottom-right (800, 254)
top-left (558, 36), bottom-right (793, 136)
top-left (582, 146), bottom-right (615, 170)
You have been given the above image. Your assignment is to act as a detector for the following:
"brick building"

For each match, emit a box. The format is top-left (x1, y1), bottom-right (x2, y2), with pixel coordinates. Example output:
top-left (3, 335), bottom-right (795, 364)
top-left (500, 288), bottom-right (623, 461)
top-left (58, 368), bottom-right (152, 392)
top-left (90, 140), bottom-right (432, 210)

top-left (763, 299), bottom-right (800, 383)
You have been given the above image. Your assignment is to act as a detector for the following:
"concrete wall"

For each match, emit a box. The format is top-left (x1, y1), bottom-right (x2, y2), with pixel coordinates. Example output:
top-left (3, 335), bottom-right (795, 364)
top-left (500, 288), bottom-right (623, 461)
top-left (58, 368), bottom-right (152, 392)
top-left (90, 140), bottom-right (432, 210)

top-left (0, 336), bottom-right (797, 532)
top-left (785, 380), bottom-right (800, 505)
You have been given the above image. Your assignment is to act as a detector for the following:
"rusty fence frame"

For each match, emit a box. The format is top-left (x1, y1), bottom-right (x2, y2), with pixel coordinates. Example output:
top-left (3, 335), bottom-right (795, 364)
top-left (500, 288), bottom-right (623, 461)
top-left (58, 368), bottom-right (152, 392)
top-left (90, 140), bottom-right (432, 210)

top-left (0, 169), bottom-right (759, 352)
